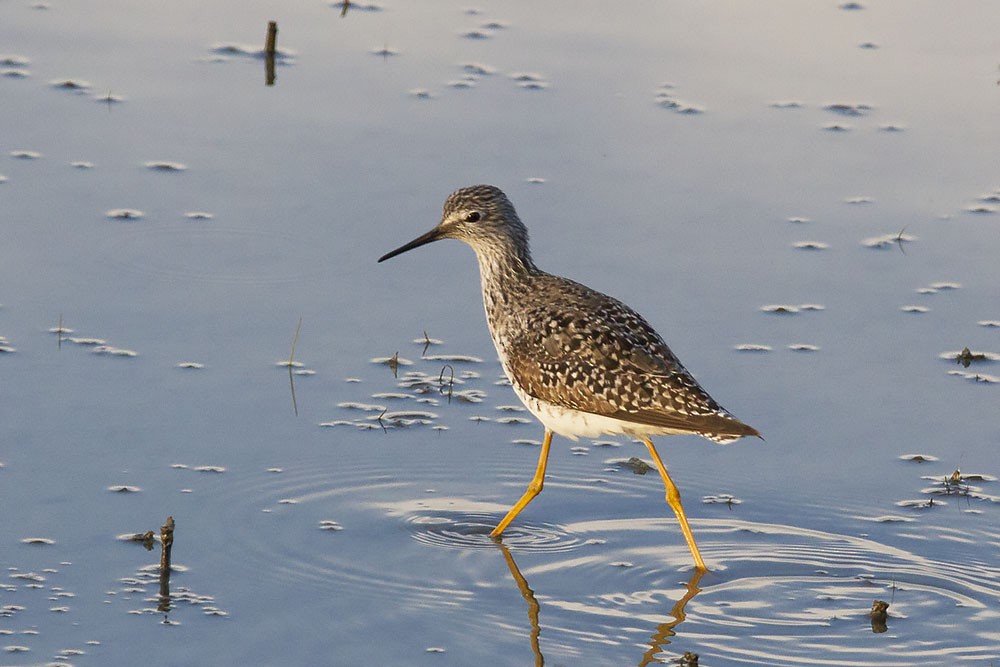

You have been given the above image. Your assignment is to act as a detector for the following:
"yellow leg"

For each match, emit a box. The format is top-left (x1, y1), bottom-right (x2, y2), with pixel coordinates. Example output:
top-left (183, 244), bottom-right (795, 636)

top-left (491, 430), bottom-right (553, 537)
top-left (643, 438), bottom-right (707, 571)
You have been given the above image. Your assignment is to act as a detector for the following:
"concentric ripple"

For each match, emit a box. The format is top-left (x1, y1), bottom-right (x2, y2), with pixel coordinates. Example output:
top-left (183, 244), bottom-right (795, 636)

top-left (185, 452), bottom-right (1000, 665)
top-left (401, 508), bottom-right (586, 552)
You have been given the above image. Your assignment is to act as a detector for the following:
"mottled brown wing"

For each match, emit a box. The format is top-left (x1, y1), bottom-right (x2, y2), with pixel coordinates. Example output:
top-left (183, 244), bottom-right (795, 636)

top-left (503, 275), bottom-right (759, 442)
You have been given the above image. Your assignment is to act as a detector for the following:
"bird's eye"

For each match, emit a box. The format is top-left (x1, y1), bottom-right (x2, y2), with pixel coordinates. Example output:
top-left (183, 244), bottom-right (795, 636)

top-left (464, 211), bottom-right (481, 223)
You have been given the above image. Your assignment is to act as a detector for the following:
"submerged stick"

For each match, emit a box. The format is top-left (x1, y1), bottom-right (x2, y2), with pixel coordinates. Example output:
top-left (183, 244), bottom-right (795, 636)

top-left (289, 317), bottom-right (302, 416)
top-left (265, 21), bottom-right (278, 86)
top-left (265, 21), bottom-right (278, 55)
top-left (158, 516), bottom-right (174, 612)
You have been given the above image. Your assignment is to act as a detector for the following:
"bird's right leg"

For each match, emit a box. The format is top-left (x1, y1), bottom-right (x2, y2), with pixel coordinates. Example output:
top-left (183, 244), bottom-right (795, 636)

top-left (490, 430), bottom-right (553, 537)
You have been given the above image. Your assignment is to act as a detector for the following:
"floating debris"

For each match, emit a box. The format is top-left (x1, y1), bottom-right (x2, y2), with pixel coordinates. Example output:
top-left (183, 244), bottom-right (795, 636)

top-left (49, 78), bottom-right (91, 90)
top-left (823, 103), bottom-right (872, 117)
top-left (452, 389), bottom-right (486, 403)
top-left (734, 343), bottom-right (772, 352)
top-left (855, 514), bottom-right (914, 523)
top-left (0, 55), bottom-right (30, 66)
top-left (760, 304), bottom-right (799, 314)
top-left (208, 42), bottom-right (296, 62)
top-left (944, 347), bottom-right (998, 368)
top-left (462, 62), bottom-right (496, 76)
top-left (424, 354), bottom-right (482, 363)
top-left (106, 208), bottom-right (144, 220)
top-left (373, 410), bottom-right (438, 426)
top-left (896, 498), bottom-right (942, 510)
top-left (703, 494), bottom-right (742, 506)
top-left (143, 160), bottom-right (187, 172)
top-left (654, 82), bottom-right (704, 114)
top-left (337, 401), bottom-right (386, 412)
top-left (495, 416), bottom-right (531, 425)
top-left (371, 355), bottom-right (412, 368)
top-left (869, 599), bottom-right (889, 633)
top-left (95, 91), bottom-right (125, 104)
top-left (509, 72), bottom-right (549, 90)
top-left (329, 1), bottom-right (382, 12)
top-left (66, 337), bottom-right (106, 345)
top-left (947, 370), bottom-right (1000, 384)
top-left (899, 454), bottom-right (939, 463)
top-left (861, 231), bottom-right (916, 249)
top-left (92, 346), bottom-right (137, 357)
top-left (621, 456), bottom-right (651, 474)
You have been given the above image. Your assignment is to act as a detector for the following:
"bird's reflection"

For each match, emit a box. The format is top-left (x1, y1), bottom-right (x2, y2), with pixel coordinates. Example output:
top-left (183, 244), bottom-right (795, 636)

top-left (496, 541), bottom-right (544, 667)
top-left (493, 539), bottom-right (705, 666)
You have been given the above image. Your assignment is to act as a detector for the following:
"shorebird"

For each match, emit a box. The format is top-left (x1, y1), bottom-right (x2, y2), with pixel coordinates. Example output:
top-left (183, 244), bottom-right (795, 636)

top-left (378, 185), bottom-right (759, 570)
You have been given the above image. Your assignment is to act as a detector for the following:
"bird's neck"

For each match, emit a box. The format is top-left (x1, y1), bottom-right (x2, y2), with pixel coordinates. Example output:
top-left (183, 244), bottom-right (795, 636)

top-left (472, 240), bottom-right (541, 329)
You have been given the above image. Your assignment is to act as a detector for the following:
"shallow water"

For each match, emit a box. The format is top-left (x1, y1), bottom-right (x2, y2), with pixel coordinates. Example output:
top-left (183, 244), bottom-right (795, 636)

top-left (2, 1), bottom-right (999, 665)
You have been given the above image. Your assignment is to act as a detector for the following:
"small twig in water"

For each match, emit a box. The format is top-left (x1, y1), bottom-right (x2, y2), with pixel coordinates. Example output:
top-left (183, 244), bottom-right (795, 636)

top-left (438, 364), bottom-right (455, 403)
top-left (894, 226), bottom-right (908, 255)
top-left (288, 318), bottom-right (302, 416)
top-left (158, 516), bottom-right (174, 614)
top-left (422, 330), bottom-right (432, 357)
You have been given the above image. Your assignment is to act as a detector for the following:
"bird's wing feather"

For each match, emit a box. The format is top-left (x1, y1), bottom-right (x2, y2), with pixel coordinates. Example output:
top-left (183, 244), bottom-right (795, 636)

top-left (501, 275), bottom-right (758, 441)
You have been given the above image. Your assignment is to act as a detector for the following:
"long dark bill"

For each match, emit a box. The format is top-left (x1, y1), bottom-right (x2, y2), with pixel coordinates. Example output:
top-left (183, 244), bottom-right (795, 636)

top-left (377, 227), bottom-right (444, 263)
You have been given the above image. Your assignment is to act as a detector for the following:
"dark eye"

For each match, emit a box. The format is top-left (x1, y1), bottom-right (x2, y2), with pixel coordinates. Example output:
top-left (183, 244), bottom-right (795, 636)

top-left (464, 211), bottom-right (481, 223)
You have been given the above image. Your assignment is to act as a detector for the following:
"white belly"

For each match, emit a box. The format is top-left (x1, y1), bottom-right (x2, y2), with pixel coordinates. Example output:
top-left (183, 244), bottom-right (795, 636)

top-left (510, 383), bottom-right (689, 441)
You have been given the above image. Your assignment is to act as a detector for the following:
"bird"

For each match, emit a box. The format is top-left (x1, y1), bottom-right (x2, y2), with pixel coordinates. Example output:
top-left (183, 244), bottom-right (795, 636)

top-left (378, 185), bottom-right (759, 570)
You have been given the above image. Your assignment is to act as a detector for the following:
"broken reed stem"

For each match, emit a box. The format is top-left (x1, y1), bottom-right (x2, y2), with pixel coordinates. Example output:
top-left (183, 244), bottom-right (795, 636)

top-left (265, 21), bottom-right (278, 55)
top-left (158, 516), bottom-right (175, 612)
top-left (264, 21), bottom-right (278, 85)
